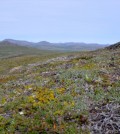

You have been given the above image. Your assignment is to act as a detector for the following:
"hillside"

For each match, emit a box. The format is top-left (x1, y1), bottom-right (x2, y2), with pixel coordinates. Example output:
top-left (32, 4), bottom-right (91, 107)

top-left (0, 41), bottom-right (57, 58)
top-left (3, 39), bottom-right (108, 52)
top-left (106, 41), bottom-right (120, 50)
top-left (0, 43), bottom-right (119, 133)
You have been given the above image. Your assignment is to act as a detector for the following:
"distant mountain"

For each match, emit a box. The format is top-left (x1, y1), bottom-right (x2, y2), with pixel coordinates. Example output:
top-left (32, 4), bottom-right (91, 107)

top-left (0, 41), bottom-right (51, 58)
top-left (34, 42), bottom-right (107, 51)
top-left (1, 39), bottom-right (108, 52)
top-left (3, 39), bottom-right (34, 46)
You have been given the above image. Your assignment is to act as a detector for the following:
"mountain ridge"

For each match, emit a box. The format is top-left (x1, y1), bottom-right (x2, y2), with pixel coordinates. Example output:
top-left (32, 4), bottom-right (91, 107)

top-left (0, 41), bottom-right (55, 58)
top-left (1, 39), bottom-right (109, 51)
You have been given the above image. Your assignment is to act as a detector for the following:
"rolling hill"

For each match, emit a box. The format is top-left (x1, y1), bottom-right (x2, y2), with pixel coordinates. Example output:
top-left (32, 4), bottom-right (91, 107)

top-left (0, 41), bottom-right (55, 58)
top-left (3, 39), bottom-right (108, 52)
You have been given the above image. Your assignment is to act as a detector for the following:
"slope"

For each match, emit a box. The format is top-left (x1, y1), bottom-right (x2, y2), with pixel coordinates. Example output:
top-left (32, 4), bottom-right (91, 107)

top-left (0, 42), bottom-right (119, 133)
top-left (0, 41), bottom-right (56, 58)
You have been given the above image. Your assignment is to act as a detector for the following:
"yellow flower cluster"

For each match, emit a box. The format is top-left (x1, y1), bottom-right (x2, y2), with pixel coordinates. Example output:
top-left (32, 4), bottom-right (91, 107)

top-left (28, 88), bottom-right (55, 107)
top-left (81, 63), bottom-right (95, 70)
top-left (57, 88), bottom-right (66, 94)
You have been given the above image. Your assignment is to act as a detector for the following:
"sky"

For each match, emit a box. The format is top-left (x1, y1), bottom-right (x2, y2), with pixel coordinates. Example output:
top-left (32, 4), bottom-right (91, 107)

top-left (0, 0), bottom-right (120, 44)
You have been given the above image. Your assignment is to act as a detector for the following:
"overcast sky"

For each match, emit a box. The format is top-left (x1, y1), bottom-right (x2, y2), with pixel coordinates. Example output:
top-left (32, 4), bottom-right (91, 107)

top-left (0, 0), bottom-right (120, 43)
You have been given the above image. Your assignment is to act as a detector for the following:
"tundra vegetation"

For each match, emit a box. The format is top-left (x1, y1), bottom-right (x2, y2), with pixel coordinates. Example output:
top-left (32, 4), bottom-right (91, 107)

top-left (0, 44), bottom-right (120, 133)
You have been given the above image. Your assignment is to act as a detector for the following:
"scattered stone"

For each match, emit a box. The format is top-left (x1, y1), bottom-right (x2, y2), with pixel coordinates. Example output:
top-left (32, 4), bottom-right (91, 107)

top-left (9, 66), bottom-right (23, 73)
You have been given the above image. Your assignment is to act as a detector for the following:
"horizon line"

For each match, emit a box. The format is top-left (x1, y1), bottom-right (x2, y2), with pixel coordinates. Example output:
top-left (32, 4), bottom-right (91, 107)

top-left (0, 38), bottom-right (112, 45)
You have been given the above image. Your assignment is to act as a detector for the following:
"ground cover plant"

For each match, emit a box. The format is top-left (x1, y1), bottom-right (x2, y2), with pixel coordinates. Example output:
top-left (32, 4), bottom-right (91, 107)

top-left (0, 45), bottom-right (120, 133)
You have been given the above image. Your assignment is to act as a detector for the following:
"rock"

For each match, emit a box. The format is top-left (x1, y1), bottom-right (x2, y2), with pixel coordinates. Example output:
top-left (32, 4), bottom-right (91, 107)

top-left (9, 66), bottom-right (23, 73)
